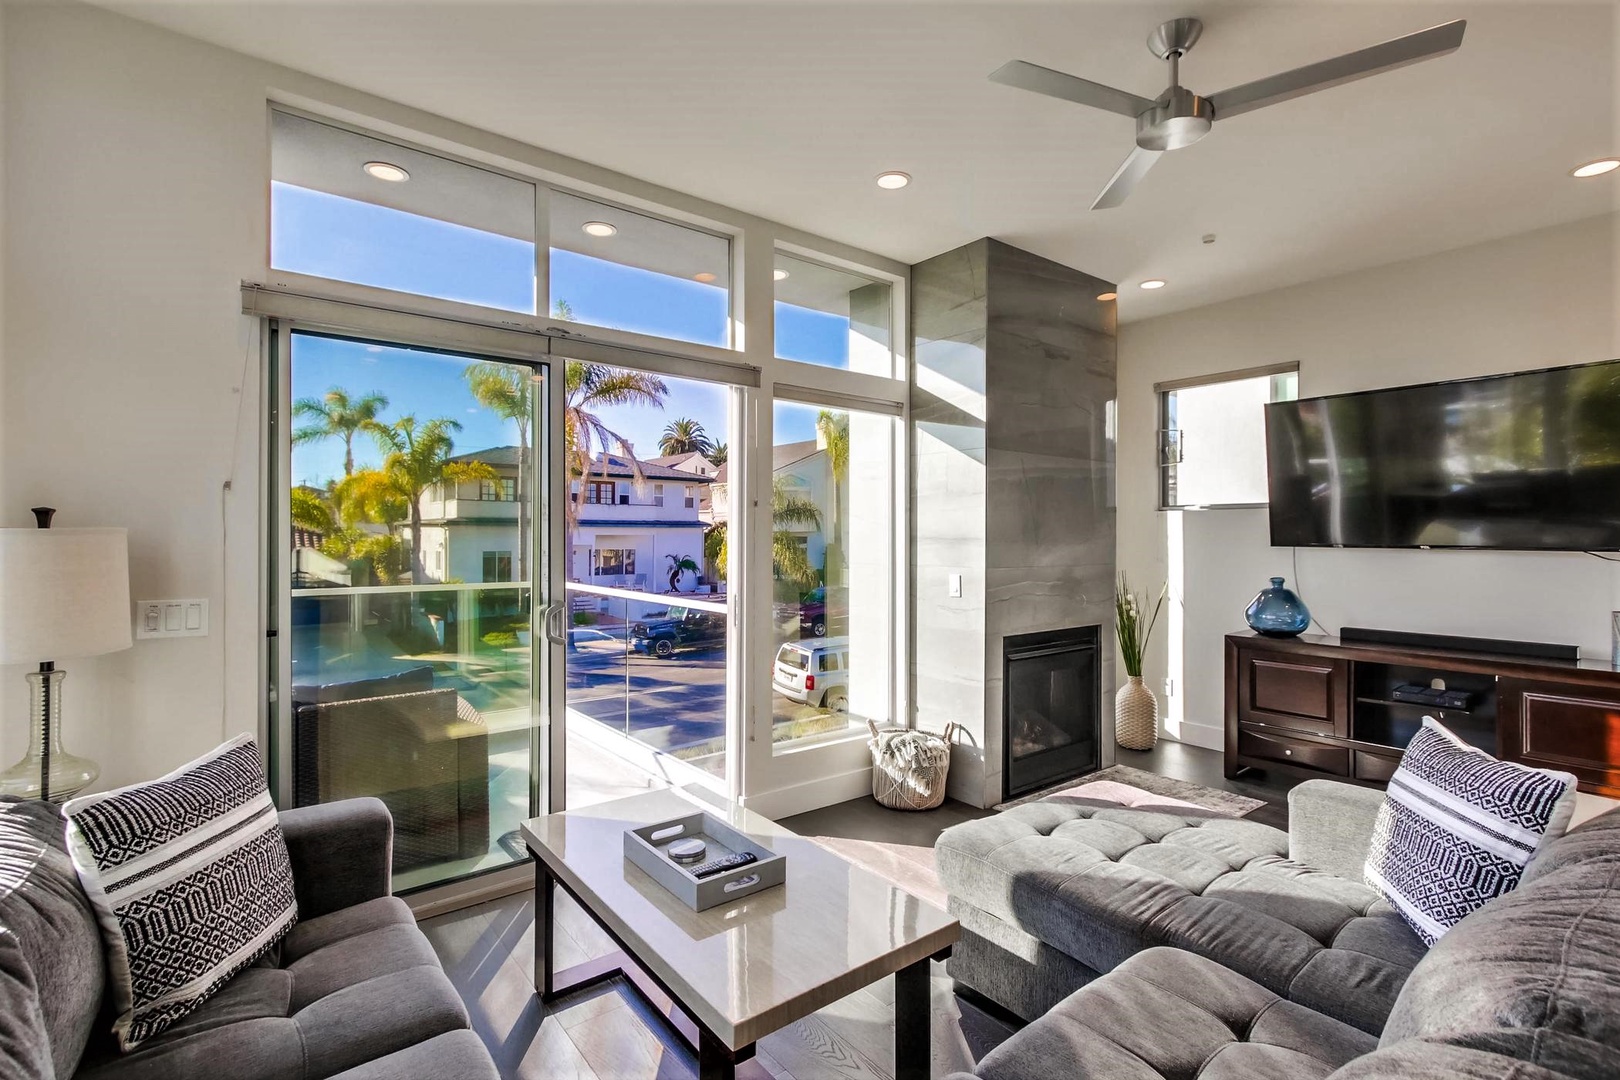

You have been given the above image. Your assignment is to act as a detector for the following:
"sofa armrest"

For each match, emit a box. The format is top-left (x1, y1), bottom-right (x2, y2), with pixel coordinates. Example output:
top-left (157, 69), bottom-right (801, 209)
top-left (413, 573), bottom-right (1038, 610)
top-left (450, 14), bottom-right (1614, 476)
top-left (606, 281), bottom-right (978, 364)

top-left (1288, 779), bottom-right (1387, 881)
top-left (278, 797), bottom-right (393, 919)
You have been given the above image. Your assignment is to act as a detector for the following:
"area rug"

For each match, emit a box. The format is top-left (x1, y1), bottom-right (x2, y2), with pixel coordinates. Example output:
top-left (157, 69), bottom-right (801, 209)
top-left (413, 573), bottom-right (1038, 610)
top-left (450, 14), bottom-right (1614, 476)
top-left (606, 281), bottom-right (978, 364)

top-left (994, 764), bottom-right (1265, 817)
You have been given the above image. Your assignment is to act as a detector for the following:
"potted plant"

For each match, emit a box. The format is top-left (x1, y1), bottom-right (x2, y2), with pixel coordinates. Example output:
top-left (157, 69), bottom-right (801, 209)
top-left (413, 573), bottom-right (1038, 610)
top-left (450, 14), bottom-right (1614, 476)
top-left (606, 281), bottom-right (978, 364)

top-left (1115, 574), bottom-right (1167, 750)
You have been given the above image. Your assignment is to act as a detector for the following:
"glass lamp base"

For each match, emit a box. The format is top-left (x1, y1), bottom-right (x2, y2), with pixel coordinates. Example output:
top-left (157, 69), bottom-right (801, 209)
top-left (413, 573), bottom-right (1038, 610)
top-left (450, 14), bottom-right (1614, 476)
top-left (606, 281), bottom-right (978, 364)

top-left (0, 666), bottom-right (99, 804)
top-left (0, 753), bottom-right (99, 803)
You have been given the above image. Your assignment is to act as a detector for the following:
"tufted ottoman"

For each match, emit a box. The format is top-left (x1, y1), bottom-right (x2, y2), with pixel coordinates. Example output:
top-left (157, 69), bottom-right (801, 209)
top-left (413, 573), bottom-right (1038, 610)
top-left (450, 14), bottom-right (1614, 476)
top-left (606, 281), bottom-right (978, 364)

top-left (934, 783), bottom-right (1424, 1033)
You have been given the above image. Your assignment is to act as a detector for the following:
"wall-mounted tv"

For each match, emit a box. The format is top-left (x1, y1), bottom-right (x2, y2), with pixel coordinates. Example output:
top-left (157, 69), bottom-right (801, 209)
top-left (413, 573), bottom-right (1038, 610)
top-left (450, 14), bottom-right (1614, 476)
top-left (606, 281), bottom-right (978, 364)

top-left (1265, 358), bottom-right (1620, 551)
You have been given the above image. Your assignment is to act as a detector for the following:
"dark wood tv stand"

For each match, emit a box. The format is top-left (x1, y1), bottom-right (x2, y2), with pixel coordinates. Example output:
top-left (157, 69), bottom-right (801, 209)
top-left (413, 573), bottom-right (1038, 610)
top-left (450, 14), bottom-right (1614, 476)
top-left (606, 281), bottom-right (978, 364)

top-left (1224, 631), bottom-right (1620, 797)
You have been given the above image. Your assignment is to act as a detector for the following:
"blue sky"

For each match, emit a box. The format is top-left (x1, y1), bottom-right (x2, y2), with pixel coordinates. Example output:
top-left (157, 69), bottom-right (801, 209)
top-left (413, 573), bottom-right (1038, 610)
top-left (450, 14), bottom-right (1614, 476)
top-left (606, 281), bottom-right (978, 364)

top-left (275, 184), bottom-right (841, 485)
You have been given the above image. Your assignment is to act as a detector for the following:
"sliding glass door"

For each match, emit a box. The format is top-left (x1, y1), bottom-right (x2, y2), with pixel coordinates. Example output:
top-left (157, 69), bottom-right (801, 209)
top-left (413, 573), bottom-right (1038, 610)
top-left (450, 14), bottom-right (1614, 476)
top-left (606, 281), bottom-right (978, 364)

top-left (278, 330), bottom-right (551, 892)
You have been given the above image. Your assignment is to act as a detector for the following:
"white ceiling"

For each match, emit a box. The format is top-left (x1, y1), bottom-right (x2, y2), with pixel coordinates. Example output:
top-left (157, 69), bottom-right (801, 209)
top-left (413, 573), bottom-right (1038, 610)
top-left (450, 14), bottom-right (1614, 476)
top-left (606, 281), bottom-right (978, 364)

top-left (104, 0), bottom-right (1619, 321)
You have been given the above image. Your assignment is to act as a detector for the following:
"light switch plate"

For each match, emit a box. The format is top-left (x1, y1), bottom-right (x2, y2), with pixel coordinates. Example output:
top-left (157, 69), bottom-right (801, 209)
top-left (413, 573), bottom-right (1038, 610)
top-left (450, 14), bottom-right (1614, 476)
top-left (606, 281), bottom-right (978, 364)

top-left (135, 599), bottom-right (209, 639)
top-left (947, 573), bottom-right (963, 598)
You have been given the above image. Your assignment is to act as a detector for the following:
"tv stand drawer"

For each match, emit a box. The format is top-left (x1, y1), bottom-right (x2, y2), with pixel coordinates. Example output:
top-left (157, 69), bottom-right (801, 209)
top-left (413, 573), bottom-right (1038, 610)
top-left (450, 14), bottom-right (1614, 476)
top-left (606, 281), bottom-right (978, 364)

top-left (1238, 726), bottom-right (1350, 776)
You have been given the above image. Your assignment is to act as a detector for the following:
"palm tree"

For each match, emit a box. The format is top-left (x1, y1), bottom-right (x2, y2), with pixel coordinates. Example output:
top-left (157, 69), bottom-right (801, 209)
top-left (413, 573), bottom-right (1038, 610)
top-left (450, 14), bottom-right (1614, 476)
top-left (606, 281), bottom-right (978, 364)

top-left (704, 477), bottom-right (822, 587)
top-left (815, 410), bottom-right (850, 586)
top-left (464, 363), bottom-right (534, 581)
top-left (289, 484), bottom-right (405, 584)
top-left (369, 416), bottom-right (497, 582)
top-left (564, 361), bottom-right (668, 579)
top-left (709, 443), bottom-right (729, 467)
top-left (659, 418), bottom-right (715, 458)
top-left (292, 388), bottom-right (389, 476)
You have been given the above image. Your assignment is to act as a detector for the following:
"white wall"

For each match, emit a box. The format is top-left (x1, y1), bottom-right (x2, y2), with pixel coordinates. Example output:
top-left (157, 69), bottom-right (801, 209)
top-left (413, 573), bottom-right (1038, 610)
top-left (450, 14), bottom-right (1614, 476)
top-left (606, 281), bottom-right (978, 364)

top-left (1119, 214), bottom-right (1620, 750)
top-left (1, 3), bottom-right (269, 785)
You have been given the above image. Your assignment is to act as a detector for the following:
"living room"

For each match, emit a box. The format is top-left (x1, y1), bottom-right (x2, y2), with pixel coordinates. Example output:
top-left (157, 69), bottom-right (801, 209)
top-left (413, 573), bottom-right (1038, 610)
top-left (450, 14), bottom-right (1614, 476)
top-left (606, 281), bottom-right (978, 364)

top-left (1, 2), bottom-right (1617, 1079)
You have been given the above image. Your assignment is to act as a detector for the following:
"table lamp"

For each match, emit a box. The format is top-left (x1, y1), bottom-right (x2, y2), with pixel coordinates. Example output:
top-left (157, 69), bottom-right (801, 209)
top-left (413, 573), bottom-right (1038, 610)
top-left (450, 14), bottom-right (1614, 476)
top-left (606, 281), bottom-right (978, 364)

top-left (0, 508), bottom-right (132, 802)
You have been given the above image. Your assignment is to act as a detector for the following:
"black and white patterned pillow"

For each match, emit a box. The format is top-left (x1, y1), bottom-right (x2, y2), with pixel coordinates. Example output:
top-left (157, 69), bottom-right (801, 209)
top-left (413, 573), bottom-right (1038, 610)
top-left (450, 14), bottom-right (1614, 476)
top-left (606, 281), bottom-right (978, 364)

top-left (1364, 717), bottom-right (1576, 946)
top-left (63, 736), bottom-right (297, 1049)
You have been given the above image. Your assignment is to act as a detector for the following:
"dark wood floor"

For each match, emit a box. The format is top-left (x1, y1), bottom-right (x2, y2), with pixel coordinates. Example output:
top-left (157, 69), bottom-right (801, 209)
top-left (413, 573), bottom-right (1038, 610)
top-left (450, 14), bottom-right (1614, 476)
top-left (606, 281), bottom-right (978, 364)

top-left (421, 739), bottom-right (1288, 1079)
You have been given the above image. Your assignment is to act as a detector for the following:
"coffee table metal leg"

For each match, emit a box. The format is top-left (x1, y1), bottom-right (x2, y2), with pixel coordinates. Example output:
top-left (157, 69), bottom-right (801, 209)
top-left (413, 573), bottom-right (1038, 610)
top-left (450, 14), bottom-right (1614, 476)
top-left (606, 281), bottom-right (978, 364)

top-left (535, 859), bottom-right (554, 999)
top-left (894, 957), bottom-right (930, 1080)
top-left (698, 1028), bottom-right (737, 1080)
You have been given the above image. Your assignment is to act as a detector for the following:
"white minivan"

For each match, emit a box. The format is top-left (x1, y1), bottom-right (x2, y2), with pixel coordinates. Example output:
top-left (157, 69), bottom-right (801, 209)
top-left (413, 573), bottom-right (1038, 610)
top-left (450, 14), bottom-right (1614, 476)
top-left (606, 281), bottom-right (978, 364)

top-left (772, 636), bottom-right (850, 713)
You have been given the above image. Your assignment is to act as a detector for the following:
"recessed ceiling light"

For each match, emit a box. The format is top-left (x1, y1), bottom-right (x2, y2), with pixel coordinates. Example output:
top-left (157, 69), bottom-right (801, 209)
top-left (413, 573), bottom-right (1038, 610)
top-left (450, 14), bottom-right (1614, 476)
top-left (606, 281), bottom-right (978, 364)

top-left (693, 272), bottom-right (717, 284)
top-left (875, 171), bottom-right (911, 190)
top-left (582, 221), bottom-right (618, 238)
top-left (773, 268), bottom-right (790, 281)
top-left (1140, 279), bottom-right (1167, 290)
top-left (1571, 158), bottom-right (1620, 178)
top-left (1096, 292), bottom-right (1118, 302)
top-left (362, 161), bottom-right (409, 183)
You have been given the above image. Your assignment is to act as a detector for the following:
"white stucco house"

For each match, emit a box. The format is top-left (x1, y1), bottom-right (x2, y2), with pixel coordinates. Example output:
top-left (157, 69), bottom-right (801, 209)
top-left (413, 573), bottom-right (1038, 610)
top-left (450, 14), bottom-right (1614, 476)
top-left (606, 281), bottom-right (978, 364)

top-left (406, 446), bottom-right (714, 593)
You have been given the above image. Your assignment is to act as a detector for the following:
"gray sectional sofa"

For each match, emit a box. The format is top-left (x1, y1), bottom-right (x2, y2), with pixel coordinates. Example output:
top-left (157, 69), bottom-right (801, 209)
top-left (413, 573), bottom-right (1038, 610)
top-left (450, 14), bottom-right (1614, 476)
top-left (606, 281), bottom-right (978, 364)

top-left (937, 778), bottom-right (1620, 1079)
top-left (0, 795), bottom-right (499, 1080)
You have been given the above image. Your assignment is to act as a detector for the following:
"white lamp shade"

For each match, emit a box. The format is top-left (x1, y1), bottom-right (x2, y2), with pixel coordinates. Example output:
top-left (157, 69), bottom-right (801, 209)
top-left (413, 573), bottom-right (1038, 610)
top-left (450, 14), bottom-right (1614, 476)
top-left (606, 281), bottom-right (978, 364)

top-left (0, 528), bottom-right (132, 664)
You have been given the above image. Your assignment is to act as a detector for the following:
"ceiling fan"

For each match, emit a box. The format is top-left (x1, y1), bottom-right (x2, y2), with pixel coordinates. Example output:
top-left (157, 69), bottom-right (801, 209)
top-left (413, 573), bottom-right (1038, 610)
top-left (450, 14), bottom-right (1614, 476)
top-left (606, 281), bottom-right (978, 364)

top-left (990, 17), bottom-right (1466, 209)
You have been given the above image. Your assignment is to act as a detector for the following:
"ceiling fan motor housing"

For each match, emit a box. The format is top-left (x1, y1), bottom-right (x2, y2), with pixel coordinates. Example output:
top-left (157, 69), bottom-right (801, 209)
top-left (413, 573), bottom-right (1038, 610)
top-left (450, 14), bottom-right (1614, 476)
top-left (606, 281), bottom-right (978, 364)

top-left (1136, 86), bottom-right (1213, 151)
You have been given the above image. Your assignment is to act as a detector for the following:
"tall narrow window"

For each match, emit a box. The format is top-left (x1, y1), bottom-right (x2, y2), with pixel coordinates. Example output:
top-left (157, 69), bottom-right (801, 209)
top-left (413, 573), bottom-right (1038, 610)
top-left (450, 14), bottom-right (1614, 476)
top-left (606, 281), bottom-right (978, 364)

top-left (271, 111), bottom-right (537, 314)
top-left (1160, 367), bottom-right (1299, 508)
top-left (769, 400), bottom-right (897, 750)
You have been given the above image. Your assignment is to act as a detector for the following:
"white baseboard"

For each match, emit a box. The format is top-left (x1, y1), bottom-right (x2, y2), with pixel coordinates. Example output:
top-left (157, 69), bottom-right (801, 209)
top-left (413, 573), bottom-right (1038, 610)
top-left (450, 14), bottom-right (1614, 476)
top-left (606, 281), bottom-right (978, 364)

top-left (1163, 720), bottom-right (1224, 752)
top-left (741, 764), bottom-right (873, 820)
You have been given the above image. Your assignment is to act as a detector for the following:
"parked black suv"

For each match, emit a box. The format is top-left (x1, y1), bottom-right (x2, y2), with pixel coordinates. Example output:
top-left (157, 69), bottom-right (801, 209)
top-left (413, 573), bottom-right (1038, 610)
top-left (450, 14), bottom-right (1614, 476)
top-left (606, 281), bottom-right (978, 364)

top-left (630, 606), bottom-right (727, 658)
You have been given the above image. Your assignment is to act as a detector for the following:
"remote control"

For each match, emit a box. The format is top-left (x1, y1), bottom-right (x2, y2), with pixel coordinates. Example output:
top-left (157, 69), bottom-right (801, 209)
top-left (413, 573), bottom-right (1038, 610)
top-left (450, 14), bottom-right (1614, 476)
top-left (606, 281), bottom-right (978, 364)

top-left (691, 852), bottom-right (757, 879)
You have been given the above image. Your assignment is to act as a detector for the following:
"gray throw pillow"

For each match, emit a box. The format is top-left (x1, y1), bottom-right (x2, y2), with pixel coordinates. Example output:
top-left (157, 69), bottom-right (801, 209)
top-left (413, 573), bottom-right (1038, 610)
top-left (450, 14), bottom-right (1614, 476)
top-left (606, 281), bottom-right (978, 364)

top-left (1364, 717), bottom-right (1576, 946)
top-left (62, 736), bottom-right (297, 1049)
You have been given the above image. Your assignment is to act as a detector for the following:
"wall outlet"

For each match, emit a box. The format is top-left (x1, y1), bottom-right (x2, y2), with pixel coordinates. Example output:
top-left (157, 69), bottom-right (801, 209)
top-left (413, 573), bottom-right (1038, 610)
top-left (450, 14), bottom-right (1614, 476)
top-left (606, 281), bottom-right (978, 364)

top-left (135, 599), bottom-right (209, 639)
top-left (947, 573), bottom-right (963, 598)
top-left (1164, 678), bottom-right (1176, 697)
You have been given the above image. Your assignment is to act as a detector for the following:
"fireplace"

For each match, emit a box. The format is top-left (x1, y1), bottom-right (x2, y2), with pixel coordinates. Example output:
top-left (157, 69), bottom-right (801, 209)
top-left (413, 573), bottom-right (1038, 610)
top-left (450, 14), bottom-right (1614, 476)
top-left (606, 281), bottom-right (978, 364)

top-left (1002, 626), bottom-right (1101, 798)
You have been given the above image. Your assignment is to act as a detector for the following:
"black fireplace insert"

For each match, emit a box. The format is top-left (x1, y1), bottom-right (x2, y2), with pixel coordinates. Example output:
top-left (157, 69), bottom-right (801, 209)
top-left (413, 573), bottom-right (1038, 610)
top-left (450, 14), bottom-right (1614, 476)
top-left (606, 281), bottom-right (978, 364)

top-left (1002, 626), bottom-right (1101, 799)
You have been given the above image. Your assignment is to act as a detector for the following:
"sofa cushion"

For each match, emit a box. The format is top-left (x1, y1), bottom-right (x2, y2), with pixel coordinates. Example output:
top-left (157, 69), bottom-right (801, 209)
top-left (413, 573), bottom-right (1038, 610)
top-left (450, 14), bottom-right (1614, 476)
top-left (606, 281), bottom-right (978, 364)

top-left (967, 948), bottom-right (1377, 1080)
top-left (936, 798), bottom-right (1424, 1033)
top-left (64, 737), bottom-right (298, 1050)
top-left (0, 797), bottom-right (106, 1078)
top-left (75, 897), bottom-right (471, 1080)
top-left (327, 1031), bottom-right (499, 1080)
top-left (1377, 808), bottom-right (1620, 1080)
top-left (1364, 717), bottom-right (1577, 945)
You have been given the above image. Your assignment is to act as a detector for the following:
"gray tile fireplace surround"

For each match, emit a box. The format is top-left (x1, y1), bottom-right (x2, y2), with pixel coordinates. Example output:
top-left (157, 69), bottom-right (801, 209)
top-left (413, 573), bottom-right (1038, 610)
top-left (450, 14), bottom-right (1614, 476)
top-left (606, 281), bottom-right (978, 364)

top-left (911, 238), bottom-right (1118, 809)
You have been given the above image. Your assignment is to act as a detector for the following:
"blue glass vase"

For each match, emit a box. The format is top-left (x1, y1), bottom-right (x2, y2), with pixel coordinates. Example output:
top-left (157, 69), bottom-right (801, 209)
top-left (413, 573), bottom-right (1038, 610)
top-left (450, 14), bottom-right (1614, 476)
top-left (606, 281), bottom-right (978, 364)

top-left (1246, 577), bottom-right (1310, 637)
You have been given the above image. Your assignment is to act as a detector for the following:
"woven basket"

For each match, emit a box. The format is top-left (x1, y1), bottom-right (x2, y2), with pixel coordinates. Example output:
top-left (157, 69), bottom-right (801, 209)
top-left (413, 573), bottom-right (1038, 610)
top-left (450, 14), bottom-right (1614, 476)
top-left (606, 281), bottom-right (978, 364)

top-left (1115, 676), bottom-right (1159, 750)
top-left (867, 721), bottom-right (957, 811)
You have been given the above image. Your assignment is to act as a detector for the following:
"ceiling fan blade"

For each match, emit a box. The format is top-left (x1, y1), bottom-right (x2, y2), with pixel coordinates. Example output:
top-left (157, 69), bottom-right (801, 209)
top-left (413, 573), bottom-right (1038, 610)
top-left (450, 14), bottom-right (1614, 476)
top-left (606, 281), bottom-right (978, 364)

top-left (1091, 146), bottom-right (1163, 210)
top-left (989, 60), bottom-right (1155, 119)
top-left (1208, 19), bottom-right (1466, 121)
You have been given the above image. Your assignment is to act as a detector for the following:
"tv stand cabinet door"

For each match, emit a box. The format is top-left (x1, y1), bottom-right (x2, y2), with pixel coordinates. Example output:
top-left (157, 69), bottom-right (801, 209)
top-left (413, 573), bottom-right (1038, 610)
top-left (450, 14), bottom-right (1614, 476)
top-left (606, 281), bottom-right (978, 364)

top-left (1233, 643), bottom-right (1349, 739)
top-left (1500, 678), bottom-right (1620, 797)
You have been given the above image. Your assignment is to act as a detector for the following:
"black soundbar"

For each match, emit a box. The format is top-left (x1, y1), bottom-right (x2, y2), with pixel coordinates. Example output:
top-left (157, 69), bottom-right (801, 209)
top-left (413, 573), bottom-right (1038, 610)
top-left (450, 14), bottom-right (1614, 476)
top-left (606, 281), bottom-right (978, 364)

top-left (1339, 626), bottom-right (1580, 662)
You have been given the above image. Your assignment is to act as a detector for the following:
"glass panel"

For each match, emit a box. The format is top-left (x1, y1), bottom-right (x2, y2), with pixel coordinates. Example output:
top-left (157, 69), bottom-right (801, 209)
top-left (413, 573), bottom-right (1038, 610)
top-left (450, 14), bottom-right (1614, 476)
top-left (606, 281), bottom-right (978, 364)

top-left (287, 331), bottom-right (540, 892)
top-left (271, 111), bottom-right (537, 314)
top-left (770, 401), bottom-right (896, 750)
top-left (1162, 371), bottom-right (1299, 507)
top-left (549, 191), bottom-right (730, 347)
top-left (775, 253), bottom-right (894, 376)
top-left (560, 363), bottom-right (731, 808)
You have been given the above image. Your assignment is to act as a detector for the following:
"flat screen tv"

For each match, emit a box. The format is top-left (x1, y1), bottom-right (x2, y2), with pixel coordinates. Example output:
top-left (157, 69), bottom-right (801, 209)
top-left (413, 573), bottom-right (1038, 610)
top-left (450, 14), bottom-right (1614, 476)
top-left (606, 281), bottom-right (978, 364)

top-left (1265, 358), bottom-right (1620, 550)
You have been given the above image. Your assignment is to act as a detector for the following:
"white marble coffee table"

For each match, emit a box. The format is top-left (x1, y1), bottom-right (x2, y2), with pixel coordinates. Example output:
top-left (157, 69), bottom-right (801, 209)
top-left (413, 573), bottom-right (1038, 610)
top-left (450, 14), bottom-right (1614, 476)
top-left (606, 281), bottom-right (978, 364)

top-left (521, 787), bottom-right (960, 1080)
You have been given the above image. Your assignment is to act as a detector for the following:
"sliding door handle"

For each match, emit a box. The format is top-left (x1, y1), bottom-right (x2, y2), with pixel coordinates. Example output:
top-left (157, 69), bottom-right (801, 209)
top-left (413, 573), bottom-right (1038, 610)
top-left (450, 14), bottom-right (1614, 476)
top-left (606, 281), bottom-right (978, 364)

top-left (543, 602), bottom-right (568, 646)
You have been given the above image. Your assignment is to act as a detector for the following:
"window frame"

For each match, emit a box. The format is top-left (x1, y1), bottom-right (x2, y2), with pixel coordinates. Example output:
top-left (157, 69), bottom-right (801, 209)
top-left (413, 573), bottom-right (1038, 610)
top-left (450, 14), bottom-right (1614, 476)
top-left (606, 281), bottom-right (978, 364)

top-left (1156, 362), bottom-right (1300, 512)
top-left (260, 98), bottom-right (910, 821)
